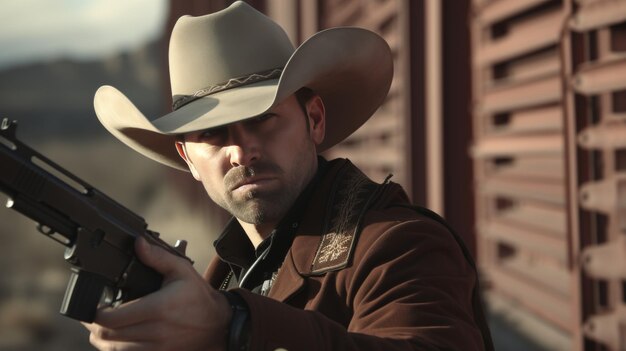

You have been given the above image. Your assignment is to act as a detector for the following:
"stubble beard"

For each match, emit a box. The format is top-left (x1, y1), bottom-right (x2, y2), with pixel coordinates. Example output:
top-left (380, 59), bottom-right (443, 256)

top-left (222, 180), bottom-right (298, 225)
top-left (228, 188), bottom-right (279, 224)
top-left (218, 162), bottom-right (299, 225)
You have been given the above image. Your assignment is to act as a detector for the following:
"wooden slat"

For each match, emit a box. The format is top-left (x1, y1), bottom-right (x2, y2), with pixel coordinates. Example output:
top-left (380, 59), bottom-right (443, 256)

top-left (579, 175), bottom-right (626, 214)
top-left (481, 176), bottom-right (565, 205)
top-left (494, 49), bottom-right (561, 84)
top-left (477, 0), bottom-right (553, 25)
top-left (583, 305), bottom-right (626, 350)
top-left (581, 235), bottom-right (626, 280)
top-left (487, 266), bottom-right (574, 332)
top-left (350, 112), bottom-right (402, 140)
top-left (502, 253), bottom-right (572, 297)
top-left (335, 143), bottom-right (401, 169)
top-left (476, 10), bottom-right (564, 66)
top-left (494, 156), bottom-right (565, 181)
top-left (492, 105), bottom-right (562, 135)
top-left (324, 0), bottom-right (361, 28)
top-left (481, 75), bottom-right (562, 114)
top-left (573, 57), bottom-right (626, 95)
top-left (613, 182), bottom-right (626, 233)
top-left (472, 0), bottom-right (490, 9)
top-left (575, 0), bottom-right (609, 4)
top-left (570, 0), bottom-right (626, 32)
top-left (480, 220), bottom-right (568, 262)
top-left (498, 202), bottom-right (567, 236)
top-left (578, 122), bottom-right (626, 149)
top-left (360, 0), bottom-right (397, 31)
top-left (472, 133), bottom-right (563, 157)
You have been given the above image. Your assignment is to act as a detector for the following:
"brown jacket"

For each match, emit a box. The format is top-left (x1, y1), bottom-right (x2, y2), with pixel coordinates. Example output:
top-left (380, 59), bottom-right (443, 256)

top-left (204, 159), bottom-right (493, 350)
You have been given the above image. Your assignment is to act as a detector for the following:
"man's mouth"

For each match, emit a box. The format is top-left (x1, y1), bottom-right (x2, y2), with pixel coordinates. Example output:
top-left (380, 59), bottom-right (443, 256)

top-left (224, 163), bottom-right (283, 193)
top-left (230, 176), bottom-right (277, 192)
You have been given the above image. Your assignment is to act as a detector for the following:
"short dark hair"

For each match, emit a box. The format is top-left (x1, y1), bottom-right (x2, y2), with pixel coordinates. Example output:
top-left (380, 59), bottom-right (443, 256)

top-left (295, 87), bottom-right (316, 130)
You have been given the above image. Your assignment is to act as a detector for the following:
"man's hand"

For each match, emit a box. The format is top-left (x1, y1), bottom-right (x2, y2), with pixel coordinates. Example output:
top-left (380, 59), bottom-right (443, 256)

top-left (83, 236), bottom-right (232, 351)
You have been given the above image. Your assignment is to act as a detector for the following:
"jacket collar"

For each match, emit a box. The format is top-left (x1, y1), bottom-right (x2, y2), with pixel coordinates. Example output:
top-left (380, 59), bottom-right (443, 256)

top-left (269, 158), bottom-right (390, 301)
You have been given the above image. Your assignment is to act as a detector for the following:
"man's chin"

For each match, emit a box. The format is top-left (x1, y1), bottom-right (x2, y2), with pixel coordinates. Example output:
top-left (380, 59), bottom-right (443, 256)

top-left (227, 188), bottom-right (295, 225)
top-left (229, 199), bottom-right (277, 225)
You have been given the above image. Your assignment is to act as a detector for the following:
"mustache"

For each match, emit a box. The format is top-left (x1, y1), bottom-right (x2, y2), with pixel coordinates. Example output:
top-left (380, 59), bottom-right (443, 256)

top-left (224, 161), bottom-right (282, 190)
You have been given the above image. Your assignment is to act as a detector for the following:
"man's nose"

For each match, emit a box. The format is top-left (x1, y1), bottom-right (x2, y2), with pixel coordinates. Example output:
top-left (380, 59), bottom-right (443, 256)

top-left (227, 124), bottom-right (260, 167)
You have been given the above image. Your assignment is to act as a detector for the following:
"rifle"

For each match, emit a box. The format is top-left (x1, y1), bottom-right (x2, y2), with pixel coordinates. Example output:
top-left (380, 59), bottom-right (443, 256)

top-left (0, 118), bottom-right (192, 322)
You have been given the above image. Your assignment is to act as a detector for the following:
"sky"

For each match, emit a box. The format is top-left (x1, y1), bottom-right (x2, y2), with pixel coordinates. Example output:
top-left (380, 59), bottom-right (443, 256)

top-left (0, 0), bottom-right (168, 68)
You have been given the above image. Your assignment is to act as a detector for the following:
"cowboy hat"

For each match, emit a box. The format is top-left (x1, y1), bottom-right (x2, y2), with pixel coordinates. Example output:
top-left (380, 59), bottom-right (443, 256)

top-left (94, 1), bottom-right (393, 171)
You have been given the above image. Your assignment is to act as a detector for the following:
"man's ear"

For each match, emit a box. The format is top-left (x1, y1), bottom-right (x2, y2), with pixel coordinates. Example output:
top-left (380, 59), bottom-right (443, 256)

top-left (306, 95), bottom-right (326, 146)
top-left (175, 141), bottom-right (201, 180)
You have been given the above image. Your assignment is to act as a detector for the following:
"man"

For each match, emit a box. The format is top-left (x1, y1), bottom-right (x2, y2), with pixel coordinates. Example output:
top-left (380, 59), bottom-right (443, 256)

top-left (85, 2), bottom-right (493, 350)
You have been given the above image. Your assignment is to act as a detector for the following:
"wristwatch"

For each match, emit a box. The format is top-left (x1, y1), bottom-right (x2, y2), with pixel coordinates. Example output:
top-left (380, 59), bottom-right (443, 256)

top-left (221, 291), bottom-right (251, 351)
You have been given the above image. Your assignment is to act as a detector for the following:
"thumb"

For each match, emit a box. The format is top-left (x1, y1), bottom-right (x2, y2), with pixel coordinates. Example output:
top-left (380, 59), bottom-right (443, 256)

top-left (135, 236), bottom-right (188, 279)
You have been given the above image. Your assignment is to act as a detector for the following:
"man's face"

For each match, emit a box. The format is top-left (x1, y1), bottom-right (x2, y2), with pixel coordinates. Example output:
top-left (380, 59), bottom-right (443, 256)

top-left (178, 94), bottom-right (325, 226)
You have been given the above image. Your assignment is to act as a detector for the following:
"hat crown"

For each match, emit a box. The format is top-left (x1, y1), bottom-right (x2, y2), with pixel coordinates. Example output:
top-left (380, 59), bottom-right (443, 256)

top-left (168, 1), bottom-right (294, 96)
top-left (95, 2), bottom-right (393, 171)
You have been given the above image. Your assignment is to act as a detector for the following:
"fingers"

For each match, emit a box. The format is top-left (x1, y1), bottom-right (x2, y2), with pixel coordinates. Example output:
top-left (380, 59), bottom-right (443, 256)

top-left (94, 289), bottom-right (168, 328)
top-left (94, 237), bottom-right (199, 329)
top-left (83, 322), bottom-right (149, 351)
top-left (83, 287), bottom-right (226, 350)
top-left (85, 304), bottom-right (182, 350)
top-left (82, 237), bottom-right (223, 350)
top-left (135, 236), bottom-right (192, 280)
top-left (83, 319), bottom-right (163, 343)
top-left (88, 338), bottom-right (148, 351)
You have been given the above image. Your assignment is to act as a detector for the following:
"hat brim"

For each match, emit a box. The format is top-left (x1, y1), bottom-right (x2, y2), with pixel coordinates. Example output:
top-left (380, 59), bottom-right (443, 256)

top-left (95, 27), bottom-right (392, 171)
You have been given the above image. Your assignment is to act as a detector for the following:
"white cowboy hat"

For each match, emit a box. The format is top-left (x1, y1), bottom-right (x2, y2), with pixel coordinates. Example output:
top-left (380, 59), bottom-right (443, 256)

top-left (94, 1), bottom-right (393, 171)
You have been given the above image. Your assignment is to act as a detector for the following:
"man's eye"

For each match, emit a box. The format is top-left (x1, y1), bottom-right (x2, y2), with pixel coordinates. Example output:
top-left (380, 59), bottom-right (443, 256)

top-left (252, 113), bottom-right (275, 123)
top-left (200, 127), bottom-right (226, 139)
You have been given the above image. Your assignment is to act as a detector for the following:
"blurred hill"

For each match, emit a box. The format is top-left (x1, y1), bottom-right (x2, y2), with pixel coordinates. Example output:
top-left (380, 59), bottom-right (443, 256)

top-left (0, 41), bottom-right (163, 142)
top-left (0, 41), bottom-right (223, 350)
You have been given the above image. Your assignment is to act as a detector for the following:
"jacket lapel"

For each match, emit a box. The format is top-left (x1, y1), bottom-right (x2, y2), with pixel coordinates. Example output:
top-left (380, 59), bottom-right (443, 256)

top-left (269, 159), bottom-right (384, 302)
top-left (267, 248), bottom-right (305, 302)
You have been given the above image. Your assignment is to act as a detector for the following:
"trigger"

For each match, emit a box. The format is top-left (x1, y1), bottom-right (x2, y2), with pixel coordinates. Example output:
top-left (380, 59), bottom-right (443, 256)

top-left (174, 240), bottom-right (188, 255)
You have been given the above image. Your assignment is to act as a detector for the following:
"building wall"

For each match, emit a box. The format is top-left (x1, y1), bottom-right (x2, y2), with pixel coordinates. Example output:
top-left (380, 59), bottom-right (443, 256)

top-left (471, 0), bottom-right (626, 349)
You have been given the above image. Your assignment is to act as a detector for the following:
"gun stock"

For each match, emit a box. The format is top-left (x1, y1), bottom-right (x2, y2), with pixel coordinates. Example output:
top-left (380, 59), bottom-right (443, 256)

top-left (0, 118), bottom-right (192, 322)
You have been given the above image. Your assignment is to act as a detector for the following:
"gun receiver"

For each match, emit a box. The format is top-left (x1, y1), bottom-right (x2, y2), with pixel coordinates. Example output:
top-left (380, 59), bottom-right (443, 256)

top-left (0, 118), bottom-right (192, 322)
